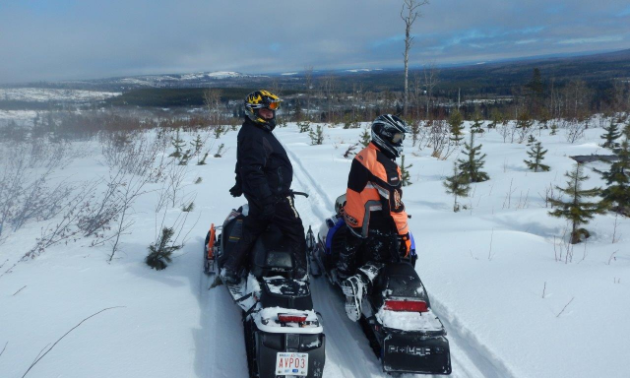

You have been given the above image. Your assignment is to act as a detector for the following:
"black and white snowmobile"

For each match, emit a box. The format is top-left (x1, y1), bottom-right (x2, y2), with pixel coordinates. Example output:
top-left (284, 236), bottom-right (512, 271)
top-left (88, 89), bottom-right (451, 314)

top-left (204, 205), bottom-right (326, 378)
top-left (306, 211), bottom-right (451, 376)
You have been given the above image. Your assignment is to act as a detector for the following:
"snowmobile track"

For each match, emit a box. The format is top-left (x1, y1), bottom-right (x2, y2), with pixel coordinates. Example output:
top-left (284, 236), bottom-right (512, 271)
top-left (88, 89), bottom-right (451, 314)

top-left (287, 145), bottom-right (509, 378)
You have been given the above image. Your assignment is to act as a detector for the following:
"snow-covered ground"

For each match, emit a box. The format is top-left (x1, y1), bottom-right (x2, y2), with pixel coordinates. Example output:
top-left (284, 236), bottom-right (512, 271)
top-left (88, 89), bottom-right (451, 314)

top-left (0, 88), bottom-right (120, 103)
top-left (0, 119), bottom-right (629, 378)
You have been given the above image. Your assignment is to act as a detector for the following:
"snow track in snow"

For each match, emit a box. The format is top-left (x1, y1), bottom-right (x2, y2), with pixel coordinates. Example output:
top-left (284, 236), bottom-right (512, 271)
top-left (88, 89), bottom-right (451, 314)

top-left (197, 264), bottom-right (248, 378)
top-left (287, 146), bottom-right (505, 378)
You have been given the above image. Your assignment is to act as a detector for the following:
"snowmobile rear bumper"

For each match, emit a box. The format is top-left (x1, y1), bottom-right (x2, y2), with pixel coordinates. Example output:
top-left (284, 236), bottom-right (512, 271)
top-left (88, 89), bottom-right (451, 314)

top-left (381, 330), bottom-right (451, 375)
top-left (255, 330), bottom-right (326, 378)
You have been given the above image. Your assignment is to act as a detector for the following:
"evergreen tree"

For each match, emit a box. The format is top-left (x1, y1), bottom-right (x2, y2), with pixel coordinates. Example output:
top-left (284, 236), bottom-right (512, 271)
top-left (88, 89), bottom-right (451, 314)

top-left (448, 110), bottom-right (464, 145)
top-left (457, 131), bottom-right (490, 183)
top-left (516, 112), bottom-right (534, 143)
top-left (443, 163), bottom-right (470, 212)
top-left (488, 108), bottom-right (503, 129)
top-left (359, 126), bottom-right (371, 147)
top-left (526, 135), bottom-right (537, 146)
top-left (524, 142), bottom-right (550, 172)
top-left (400, 155), bottom-right (413, 186)
top-left (601, 134), bottom-right (630, 216)
top-left (308, 124), bottom-right (324, 145)
top-left (470, 113), bottom-right (484, 133)
top-left (600, 120), bottom-right (621, 150)
top-left (549, 164), bottom-right (606, 244)
top-left (169, 129), bottom-right (185, 158)
top-left (145, 227), bottom-right (182, 270)
top-left (550, 123), bottom-right (559, 136)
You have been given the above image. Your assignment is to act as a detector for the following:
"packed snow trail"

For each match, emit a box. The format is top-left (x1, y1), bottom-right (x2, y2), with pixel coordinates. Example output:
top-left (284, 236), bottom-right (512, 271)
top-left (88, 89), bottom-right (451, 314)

top-left (196, 256), bottom-right (248, 378)
top-left (286, 146), bottom-right (507, 378)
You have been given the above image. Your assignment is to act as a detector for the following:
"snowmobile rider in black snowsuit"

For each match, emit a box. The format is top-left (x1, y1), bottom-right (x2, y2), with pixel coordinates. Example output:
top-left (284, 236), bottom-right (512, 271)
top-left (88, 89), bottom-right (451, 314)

top-left (221, 90), bottom-right (308, 284)
top-left (336, 114), bottom-right (412, 322)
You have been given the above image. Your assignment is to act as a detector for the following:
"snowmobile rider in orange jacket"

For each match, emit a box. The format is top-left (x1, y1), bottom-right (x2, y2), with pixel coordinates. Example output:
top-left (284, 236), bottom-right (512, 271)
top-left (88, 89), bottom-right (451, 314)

top-left (337, 114), bottom-right (412, 321)
top-left (221, 90), bottom-right (308, 285)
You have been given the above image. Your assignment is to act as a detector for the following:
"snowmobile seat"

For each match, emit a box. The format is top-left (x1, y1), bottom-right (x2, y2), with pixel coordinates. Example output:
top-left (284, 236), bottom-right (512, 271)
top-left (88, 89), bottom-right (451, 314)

top-left (371, 262), bottom-right (429, 309)
top-left (250, 224), bottom-right (296, 279)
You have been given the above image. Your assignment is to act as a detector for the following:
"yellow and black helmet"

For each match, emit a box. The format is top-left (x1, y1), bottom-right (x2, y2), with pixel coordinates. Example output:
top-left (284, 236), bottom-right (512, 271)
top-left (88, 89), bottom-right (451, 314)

top-left (244, 90), bottom-right (282, 130)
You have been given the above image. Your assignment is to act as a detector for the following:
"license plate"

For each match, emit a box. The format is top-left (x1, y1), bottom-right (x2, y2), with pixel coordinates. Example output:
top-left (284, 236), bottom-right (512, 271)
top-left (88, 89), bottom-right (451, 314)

top-left (275, 352), bottom-right (308, 376)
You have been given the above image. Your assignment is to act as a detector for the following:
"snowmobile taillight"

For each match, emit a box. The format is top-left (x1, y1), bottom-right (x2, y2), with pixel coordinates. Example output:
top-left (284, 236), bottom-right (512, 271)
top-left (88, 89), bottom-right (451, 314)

top-left (278, 313), bottom-right (308, 323)
top-left (384, 299), bottom-right (428, 313)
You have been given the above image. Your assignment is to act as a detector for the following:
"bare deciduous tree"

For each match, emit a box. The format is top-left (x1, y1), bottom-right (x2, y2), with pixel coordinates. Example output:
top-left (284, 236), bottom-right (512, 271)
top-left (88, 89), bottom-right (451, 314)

top-left (401, 0), bottom-right (429, 116)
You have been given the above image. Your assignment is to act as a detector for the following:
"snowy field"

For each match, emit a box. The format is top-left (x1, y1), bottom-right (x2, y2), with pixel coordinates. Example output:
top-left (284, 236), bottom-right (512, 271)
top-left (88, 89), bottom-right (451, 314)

top-left (0, 118), bottom-right (629, 378)
top-left (0, 88), bottom-right (120, 103)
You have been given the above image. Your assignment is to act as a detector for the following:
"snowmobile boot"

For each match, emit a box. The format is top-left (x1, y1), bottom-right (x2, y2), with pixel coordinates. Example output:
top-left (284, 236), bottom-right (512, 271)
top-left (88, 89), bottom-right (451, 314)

top-left (221, 268), bottom-right (241, 285)
top-left (341, 274), bottom-right (367, 322)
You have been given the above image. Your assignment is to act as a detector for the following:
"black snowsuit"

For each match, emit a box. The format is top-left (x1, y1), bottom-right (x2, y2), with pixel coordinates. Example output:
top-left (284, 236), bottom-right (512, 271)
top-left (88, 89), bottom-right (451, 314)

top-left (222, 118), bottom-right (307, 277)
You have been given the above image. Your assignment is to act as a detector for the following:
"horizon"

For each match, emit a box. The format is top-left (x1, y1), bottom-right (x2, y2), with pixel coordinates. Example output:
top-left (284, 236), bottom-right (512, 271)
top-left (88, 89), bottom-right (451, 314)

top-left (1, 1), bottom-right (629, 85)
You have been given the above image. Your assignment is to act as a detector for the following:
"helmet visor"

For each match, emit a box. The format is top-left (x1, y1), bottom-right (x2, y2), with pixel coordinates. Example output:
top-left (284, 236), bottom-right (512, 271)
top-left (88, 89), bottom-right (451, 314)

top-left (391, 132), bottom-right (405, 144)
top-left (268, 101), bottom-right (281, 110)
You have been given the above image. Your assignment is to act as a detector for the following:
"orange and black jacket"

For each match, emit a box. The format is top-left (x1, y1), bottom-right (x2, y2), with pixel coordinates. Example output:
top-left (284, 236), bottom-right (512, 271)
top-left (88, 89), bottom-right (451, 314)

top-left (343, 142), bottom-right (409, 238)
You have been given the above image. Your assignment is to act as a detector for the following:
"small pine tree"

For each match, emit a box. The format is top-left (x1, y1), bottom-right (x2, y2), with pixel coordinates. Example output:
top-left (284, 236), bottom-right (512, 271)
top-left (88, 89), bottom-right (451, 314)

top-left (443, 163), bottom-right (471, 212)
top-left (458, 131), bottom-right (490, 183)
top-left (145, 227), bottom-right (182, 270)
top-left (308, 124), bottom-right (324, 145)
top-left (359, 126), bottom-right (371, 147)
top-left (549, 164), bottom-right (606, 244)
top-left (600, 120), bottom-right (621, 150)
top-left (169, 129), bottom-right (185, 158)
top-left (197, 151), bottom-right (209, 165)
top-left (214, 143), bottom-right (225, 158)
top-left (191, 134), bottom-right (204, 156)
top-left (550, 123), bottom-right (559, 136)
top-left (448, 110), bottom-right (464, 145)
top-left (298, 120), bottom-right (311, 133)
top-left (488, 108), bottom-right (503, 129)
top-left (526, 135), bottom-right (537, 146)
top-left (178, 149), bottom-right (192, 165)
top-left (524, 141), bottom-right (550, 172)
top-left (213, 125), bottom-right (226, 139)
top-left (470, 113), bottom-right (484, 133)
top-left (400, 155), bottom-right (412, 186)
top-left (516, 112), bottom-right (534, 143)
top-left (601, 135), bottom-right (630, 216)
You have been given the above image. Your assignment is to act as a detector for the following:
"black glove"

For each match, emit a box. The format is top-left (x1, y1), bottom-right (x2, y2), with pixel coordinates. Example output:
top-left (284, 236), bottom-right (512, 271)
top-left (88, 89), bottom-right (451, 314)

top-left (229, 184), bottom-right (242, 197)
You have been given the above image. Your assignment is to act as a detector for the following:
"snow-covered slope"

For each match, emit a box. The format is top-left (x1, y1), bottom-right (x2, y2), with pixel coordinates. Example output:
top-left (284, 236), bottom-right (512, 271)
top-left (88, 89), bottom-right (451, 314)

top-left (0, 120), bottom-right (628, 378)
top-left (0, 88), bottom-right (120, 102)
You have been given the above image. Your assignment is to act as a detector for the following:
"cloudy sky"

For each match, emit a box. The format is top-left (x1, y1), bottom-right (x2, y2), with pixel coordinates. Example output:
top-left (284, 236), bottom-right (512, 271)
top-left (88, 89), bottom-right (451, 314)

top-left (1, 0), bottom-right (629, 84)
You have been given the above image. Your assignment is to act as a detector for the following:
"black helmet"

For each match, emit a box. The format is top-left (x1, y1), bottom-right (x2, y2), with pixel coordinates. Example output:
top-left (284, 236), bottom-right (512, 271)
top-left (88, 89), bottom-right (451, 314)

top-left (371, 114), bottom-right (409, 157)
top-left (244, 90), bottom-right (282, 131)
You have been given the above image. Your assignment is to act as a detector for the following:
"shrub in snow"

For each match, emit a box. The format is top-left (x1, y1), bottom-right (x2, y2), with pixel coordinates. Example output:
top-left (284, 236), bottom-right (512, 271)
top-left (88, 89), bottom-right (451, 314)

top-left (213, 143), bottom-right (225, 158)
top-left (600, 120), bottom-right (621, 150)
top-left (516, 112), bottom-right (534, 144)
top-left (457, 132), bottom-right (489, 183)
top-left (488, 108), bottom-right (502, 129)
top-left (601, 130), bottom-right (630, 216)
top-left (308, 124), bottom-right (324, 145)
top-left (524, 142), bottom-right (550, 172)
top-left (448, 110), bottom-right (464, 145)
top-left (297, 120), bottom-right (311, 133)
top-left (169, 130), bottom-right (185, 159)
top-left (359, 126), bottom-right (371, 147)
top-left (400, 155), bottom-right (412, 186)
top-left (146, 227), bottom-right (181, 270)
top-left (470, 114), bottom-right (484, 134)
top-left (443, 163), bottom-right (470, 212)
top-left (548, 164), bottom-right (606, 244)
